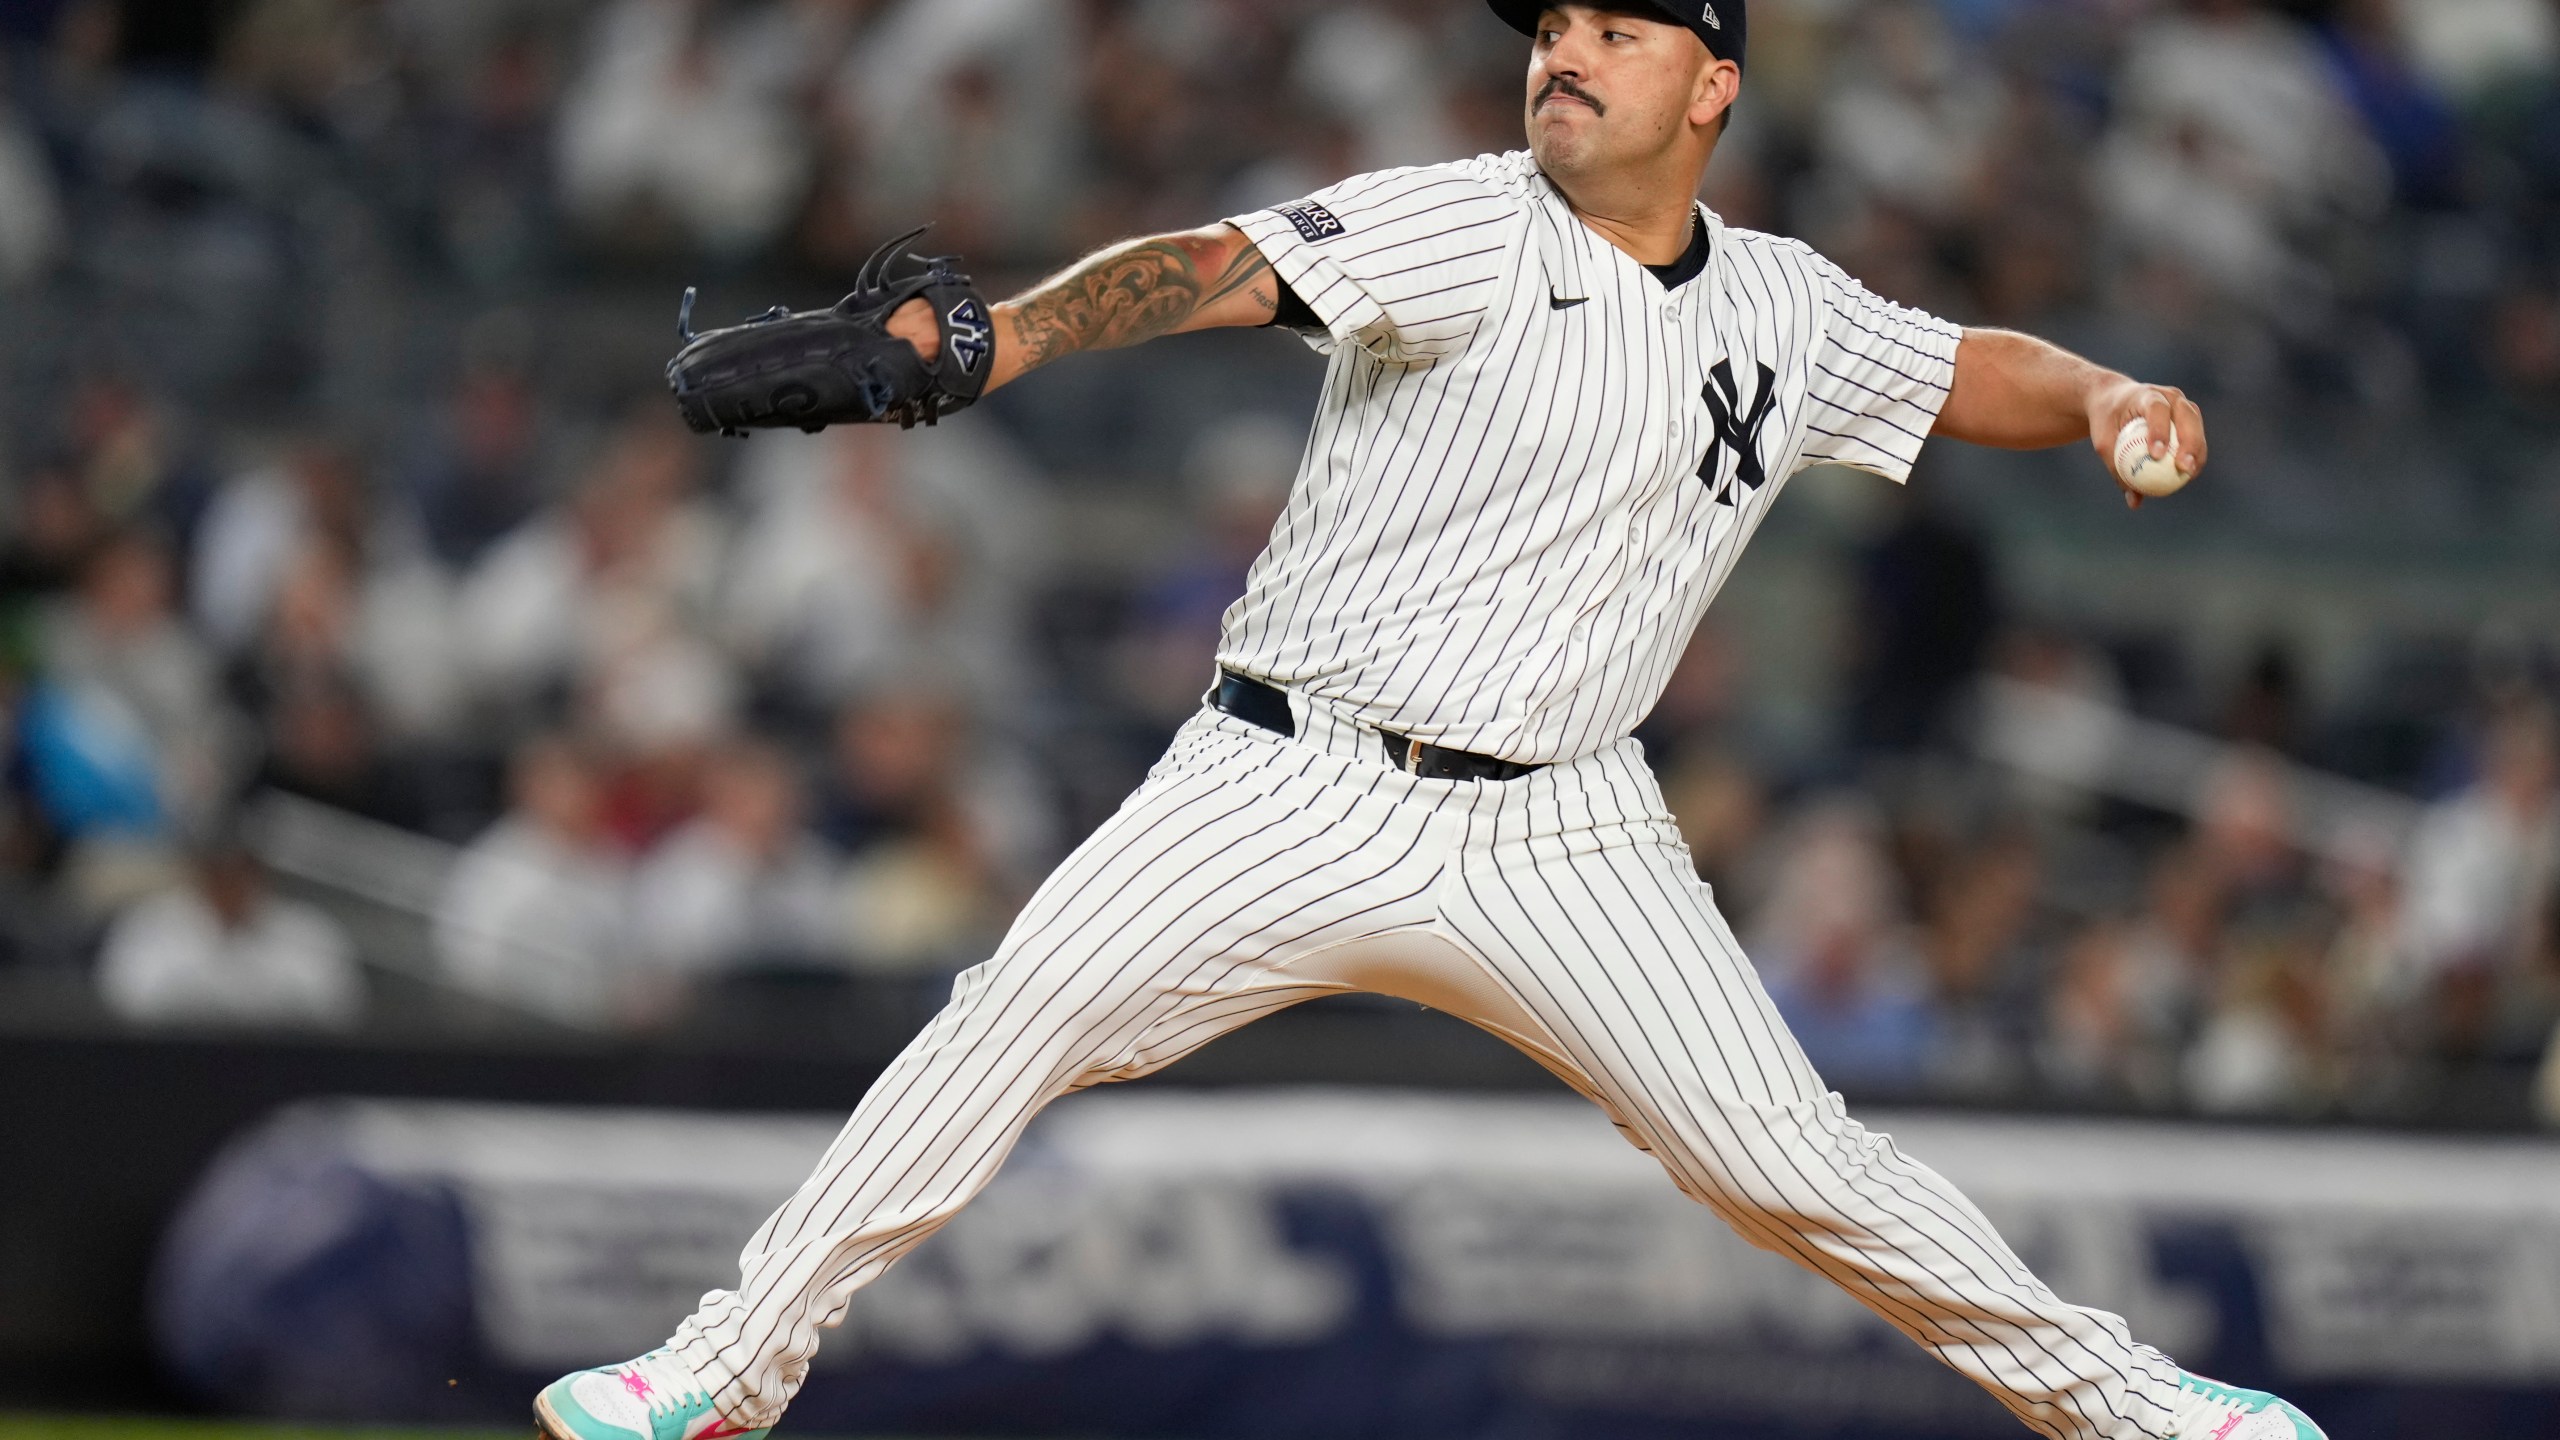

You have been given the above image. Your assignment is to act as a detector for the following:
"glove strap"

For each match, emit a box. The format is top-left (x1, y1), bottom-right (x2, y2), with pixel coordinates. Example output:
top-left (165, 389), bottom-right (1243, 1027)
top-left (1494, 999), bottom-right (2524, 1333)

top-left (919, 274), bottom-right (995, 418)
top-left (840, 228), bottom-right (993, 427)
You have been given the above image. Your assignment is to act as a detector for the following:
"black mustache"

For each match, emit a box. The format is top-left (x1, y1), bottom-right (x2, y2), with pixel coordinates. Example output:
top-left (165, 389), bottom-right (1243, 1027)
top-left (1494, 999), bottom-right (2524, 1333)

top-left (1535, 77), bottom-right (1605, 115)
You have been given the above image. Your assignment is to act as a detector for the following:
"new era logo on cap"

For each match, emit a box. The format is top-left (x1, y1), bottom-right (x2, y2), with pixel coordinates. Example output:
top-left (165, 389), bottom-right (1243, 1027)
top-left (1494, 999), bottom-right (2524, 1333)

top-left (1701, 3), bottom-right (1720, 28)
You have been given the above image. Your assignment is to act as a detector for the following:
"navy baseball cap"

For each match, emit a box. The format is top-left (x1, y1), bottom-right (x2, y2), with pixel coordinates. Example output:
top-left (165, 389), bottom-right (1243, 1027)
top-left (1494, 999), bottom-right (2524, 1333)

top-left (1487, 0), bottom-right (1745, 72)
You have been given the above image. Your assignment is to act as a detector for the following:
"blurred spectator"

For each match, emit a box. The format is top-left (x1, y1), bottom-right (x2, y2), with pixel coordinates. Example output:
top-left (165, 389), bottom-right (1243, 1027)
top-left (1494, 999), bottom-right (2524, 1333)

top-left (1660, 746), bottom-right (1765, 900)
top-left (1064, 0), bottom-right (1217, 236)
top-left (2465, 283), bottom-right (2560, 501)
top-left (2115, 844), bottom-right (2226, 1071)
top-left (631, 739), bottom-right (842, 981)
top-left (2398, 697), bottom-right (2560, 1063)
top-left (1923, 828), bottom-right (2042, 1098)
top-left (820, 685), bottom-right (1032, 974)
top-left (1113, 413), bottom-right (1299, 729)
top-left (1751, 800), bottom-right (1933, 1091)
top-left (1845, 483), bottom-right (1998, 756)
top-left (242, 539), bottom-right (363, 706)
top-left (250, 672), bottom-right (440, 837)
top-left (2098, 0), bottom-right (2388, 313)
top-left (584, 626), bottom-right (740, 850)
top-left (2183, 924), bottom-right (2330, 1116)
top-left (400, 313), bottom-right (553, 572)
top-left (2219, 642), bottom-right (2305, 756)
top-left (191, 441), bottom-right (369, 656)
top-left (1813, 0), bottom-right (1998, 231)
top-left (2399, 698), bottom-right (2558, 978)
top-left (2392, 0), bottom-right (2559, 104)
top-left (395, 5), bottom-right (571, 286)
top-left (1290, 1), bottom-right (1460, 174)
top-left (2042, 920), bottom-right (2155, 1104)
top-left (214, 0), bottom-right (386, 139)
top-left (206, 448), bottom-right (465, 744)
top-left (30, 530), bottom-right (241, 846)
top-left (0, 74), bottom-right (64, 286)
top-left (0, 463), bottom-right (111, 614)
top-left (1973, 625), bottom-right (2128, 820)
top-left (554, 0), bottom-right (848, 260)
top-left (2324, 0), bottom-right (2464, 211)
top-left (1639, 624), bottom-right (1744, 772)
top-left (825, 0), bottom-right (1080, 262)
top-left (62, 377), bottom-right (218, 540)
top-left (455, 407), bottom-right (723, 719)
top-left (2317, 823), bottom-right (2418, 1098)
top-left (73, 80), bottom-right (307, 395)
top-left (2193, 747), bottom-right (2304, 917)
top-left (721, 422), bottom-right (1044, 718)
top-left (95, 835), bottom-right (362, 1031)
top-left (434, 734), bottom-right (633, 1028)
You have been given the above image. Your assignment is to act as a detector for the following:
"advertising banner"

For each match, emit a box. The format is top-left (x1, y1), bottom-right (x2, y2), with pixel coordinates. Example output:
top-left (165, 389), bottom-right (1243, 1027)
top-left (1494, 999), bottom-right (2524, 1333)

top-left (155, 1092), bottom-right (2560, 1437)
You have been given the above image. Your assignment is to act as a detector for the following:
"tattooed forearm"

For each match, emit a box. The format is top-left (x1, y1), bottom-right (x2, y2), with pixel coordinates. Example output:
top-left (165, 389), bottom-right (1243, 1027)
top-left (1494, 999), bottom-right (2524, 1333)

top-left (1006, 239), bottom-right (1202, 370)
top-left (1201, 245), bottom-right (1275, 310)
top-left (992, 227), bottom-right (1276, 387)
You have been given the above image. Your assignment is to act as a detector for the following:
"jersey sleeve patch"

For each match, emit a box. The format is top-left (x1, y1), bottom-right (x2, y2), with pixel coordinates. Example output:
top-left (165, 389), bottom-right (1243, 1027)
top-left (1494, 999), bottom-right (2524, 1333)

top-left (1228, 161), bottom-right (1519, 364)
top-left (1277, 201), bottom-right (1347, 244)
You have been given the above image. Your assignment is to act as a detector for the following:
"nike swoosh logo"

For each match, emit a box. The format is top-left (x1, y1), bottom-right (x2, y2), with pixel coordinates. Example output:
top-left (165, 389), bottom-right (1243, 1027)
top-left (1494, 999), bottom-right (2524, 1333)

top-left (1548, 290), bottom-right (1587, 310)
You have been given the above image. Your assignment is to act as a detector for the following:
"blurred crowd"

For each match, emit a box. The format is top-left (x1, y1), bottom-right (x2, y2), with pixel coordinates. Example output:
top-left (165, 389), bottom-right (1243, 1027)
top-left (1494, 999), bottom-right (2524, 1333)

top-left (1642, 602), bottom-right (2560, 1122)
top-left (0, 0), bottom-right (2555, 1123)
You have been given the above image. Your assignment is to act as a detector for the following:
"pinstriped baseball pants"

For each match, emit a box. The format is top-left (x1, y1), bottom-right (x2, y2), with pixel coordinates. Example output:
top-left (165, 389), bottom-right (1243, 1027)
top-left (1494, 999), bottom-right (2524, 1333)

top-left (668, 704), bottom-right (2185, 1440)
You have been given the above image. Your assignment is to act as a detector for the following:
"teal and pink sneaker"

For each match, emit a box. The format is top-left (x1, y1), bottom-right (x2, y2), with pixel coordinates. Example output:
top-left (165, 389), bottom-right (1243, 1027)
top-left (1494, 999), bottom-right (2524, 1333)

top-left (2170, 1371), bottom-right (2327, 1439)
top-left (531, 1349), bottom-right (771, 1440)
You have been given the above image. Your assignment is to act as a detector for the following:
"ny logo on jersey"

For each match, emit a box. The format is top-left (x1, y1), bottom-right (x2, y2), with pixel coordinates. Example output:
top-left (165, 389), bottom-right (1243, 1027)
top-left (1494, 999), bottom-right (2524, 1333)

top-left (945, 296), bottom-right (993, 376)
top-left (1696, 359), bottom-right (1778, 506)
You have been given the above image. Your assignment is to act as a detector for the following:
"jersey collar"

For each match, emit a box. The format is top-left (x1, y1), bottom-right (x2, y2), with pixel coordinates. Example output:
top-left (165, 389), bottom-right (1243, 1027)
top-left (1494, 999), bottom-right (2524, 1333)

top-left (1527, 165), bottom-right (1724, 307)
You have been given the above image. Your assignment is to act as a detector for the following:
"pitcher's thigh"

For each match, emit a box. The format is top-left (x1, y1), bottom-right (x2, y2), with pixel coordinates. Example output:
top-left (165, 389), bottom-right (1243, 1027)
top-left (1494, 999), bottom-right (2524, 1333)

top-left (962, 758), bottom-right (1448, 1086)
top-left (1444, 832), bottom-right (1828, 1120)
top-left (1444, 839), bottom-right (2102, 1336)
top-left (1444, 834), bottom-right (1981, 1235)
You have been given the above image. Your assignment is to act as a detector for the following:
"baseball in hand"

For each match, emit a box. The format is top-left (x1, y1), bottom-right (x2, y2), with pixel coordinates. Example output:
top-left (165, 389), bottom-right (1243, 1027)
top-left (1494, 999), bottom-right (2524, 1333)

top-left (2112, 416), bottom-right (2192, 498)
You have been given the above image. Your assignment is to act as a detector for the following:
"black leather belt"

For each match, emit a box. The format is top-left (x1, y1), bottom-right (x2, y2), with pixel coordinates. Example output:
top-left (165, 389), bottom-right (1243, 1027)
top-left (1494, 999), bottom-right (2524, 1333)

top-left (1212, 670), bottom-right (1547, 783)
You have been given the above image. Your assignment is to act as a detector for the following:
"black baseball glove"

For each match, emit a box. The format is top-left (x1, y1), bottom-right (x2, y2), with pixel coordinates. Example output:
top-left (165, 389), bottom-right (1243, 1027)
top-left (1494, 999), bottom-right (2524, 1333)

top-left (665, 227), bottom-right (996, 436)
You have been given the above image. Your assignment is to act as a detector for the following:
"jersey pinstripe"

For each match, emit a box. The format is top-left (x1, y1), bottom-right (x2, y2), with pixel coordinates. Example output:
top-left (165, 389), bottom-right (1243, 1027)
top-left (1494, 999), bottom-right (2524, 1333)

top-left (1221, 150), bottom-right (1963, 765)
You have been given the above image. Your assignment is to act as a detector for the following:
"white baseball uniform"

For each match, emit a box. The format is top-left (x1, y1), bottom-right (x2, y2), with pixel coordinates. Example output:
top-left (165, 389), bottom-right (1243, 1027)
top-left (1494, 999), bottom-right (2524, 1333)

top-left (665, 151), bottom-right (2186, 1440)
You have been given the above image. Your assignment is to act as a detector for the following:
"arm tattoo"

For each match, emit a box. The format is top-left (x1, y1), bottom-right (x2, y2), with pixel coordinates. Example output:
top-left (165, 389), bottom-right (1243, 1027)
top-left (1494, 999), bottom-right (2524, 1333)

top-left (1005, 234), bottom-right (1275, 373)
top-left (1202, 245), bottom-right (1276, 309)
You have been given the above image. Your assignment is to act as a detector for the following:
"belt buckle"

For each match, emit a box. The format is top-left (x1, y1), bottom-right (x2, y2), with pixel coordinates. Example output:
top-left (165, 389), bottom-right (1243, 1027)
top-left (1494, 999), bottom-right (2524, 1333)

top-left (1403, 736), bottom-right (1426, 775)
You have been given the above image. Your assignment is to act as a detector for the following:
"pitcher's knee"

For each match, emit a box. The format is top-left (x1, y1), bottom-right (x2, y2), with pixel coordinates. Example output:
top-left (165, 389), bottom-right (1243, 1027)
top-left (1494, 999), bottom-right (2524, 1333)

top-left (1638, 1089), bottom-right (1909, 1212)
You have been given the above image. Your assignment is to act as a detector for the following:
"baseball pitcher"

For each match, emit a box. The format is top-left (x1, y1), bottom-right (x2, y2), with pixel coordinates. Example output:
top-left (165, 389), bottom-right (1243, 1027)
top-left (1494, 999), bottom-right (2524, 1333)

top-left (538, 5), bottom-right (2311, 1439)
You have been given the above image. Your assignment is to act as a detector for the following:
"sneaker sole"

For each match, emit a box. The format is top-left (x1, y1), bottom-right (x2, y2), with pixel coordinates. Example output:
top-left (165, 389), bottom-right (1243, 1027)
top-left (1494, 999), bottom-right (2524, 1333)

top-left (530, 1389), bottom-right (576, 1440)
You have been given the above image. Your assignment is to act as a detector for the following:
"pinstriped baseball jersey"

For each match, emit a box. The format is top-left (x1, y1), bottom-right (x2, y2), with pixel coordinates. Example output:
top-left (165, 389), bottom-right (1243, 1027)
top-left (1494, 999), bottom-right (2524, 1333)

top-left (1222, 149), bottom-right (1963, 765)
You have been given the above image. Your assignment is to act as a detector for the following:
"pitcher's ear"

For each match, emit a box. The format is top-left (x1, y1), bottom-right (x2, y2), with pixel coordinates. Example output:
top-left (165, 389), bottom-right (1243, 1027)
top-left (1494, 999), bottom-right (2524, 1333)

top-left (1691, 58), bottom-right (1740, 129)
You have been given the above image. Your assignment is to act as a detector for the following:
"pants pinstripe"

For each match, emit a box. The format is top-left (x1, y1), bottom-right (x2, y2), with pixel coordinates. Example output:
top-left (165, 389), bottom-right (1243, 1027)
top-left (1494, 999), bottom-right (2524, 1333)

top-left (668, 707), bottom-right (2184, 1439)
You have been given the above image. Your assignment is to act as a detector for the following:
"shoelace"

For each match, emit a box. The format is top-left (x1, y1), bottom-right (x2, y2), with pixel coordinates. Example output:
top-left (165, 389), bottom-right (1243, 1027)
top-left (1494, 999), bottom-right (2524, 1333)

top-left (613, 1350), bottom-right (709, 1420)
top-left (2169, 1380), bottom-right (2260, 1436)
